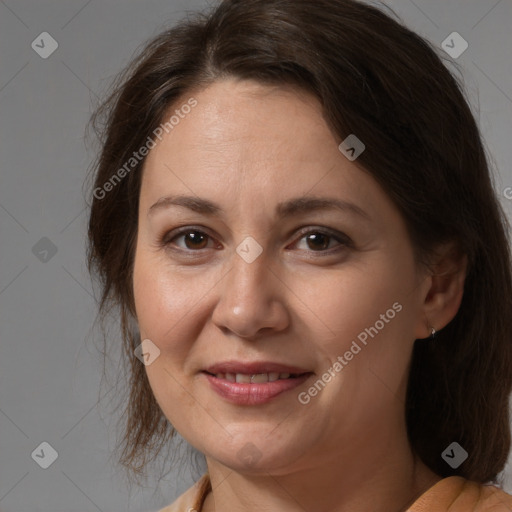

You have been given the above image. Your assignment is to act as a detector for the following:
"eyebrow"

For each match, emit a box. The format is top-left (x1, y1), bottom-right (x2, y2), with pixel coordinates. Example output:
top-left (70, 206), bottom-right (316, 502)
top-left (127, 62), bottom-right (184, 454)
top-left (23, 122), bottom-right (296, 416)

top-left (148, 194), bottom-right (370, 221)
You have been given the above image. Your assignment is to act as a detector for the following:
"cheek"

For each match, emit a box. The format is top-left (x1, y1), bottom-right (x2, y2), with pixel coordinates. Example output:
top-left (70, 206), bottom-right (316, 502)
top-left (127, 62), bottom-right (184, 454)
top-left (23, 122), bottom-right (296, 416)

top-left (308, 267), bottom-right (399, 339)
top-left (133, 246), bottom-right (189, 325)
top-left (311, 257), bottom-right (416, 379)
top-left (132, 253), bottom-right (205, 426)
top-left (132, 250), bottom-right (217, 360)
top-left (133, 257), bottom-right (173, 338)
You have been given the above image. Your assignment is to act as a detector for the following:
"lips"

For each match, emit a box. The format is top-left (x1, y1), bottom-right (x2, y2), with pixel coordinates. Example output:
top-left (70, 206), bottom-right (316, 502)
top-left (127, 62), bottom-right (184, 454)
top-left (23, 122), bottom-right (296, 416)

top-left (202, 361), bottom-right (313, 405)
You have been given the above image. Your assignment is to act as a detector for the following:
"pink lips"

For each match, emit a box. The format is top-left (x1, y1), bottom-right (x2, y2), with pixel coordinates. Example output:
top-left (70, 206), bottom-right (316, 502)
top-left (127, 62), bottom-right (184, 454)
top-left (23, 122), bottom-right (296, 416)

top-left (202, 360), bottom-right (313, 405)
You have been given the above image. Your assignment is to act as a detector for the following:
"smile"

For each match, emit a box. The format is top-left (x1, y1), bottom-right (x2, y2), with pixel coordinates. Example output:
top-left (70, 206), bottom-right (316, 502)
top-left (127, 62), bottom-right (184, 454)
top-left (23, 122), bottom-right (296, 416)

top-left (207, 371), bottom-right (302, 382)
top-left (202, 370), bottom-right (313, 405)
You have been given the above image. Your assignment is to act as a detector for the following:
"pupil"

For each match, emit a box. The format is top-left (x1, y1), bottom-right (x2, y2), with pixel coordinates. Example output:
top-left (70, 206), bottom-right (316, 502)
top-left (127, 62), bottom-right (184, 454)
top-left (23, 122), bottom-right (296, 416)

top-left (307, 233), bottom-right (329, 250)
top-left (186, 232), bottom-right (207, 249)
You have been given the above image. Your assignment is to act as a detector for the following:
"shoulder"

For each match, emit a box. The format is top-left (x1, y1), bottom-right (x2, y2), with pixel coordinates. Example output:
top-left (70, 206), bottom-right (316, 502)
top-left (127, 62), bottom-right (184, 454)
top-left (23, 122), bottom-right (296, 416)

top-left (157, 474), bottom-right (211, 512)
top-left (472, 482), bottom-right (512, 511)
top-left (409, 476), bottom-right (512, 512)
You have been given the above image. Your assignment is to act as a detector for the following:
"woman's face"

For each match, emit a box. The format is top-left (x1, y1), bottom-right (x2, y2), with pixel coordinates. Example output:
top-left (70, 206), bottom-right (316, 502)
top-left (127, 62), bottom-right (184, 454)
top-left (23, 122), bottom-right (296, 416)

top-left (133, 79), bottom-right (430, 474)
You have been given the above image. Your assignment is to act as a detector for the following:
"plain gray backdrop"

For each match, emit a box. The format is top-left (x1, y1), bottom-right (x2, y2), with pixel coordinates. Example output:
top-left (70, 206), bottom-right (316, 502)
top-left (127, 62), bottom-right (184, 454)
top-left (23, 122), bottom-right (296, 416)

top-left (1, 0), bottom-right (511, 511)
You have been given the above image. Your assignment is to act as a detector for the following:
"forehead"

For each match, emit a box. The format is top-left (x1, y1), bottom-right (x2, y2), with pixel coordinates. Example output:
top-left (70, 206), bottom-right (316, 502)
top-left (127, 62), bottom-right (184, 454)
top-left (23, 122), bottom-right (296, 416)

top-left (148, 79), bottom-right (336, 167)
top-left (138, 79), bottom-right (392, 225)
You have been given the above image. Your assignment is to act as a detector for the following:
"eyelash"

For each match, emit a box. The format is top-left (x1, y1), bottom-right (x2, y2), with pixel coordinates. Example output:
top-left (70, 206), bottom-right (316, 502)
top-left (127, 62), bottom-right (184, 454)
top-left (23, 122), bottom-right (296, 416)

top-left (159, 226), bottom-right (352, 256)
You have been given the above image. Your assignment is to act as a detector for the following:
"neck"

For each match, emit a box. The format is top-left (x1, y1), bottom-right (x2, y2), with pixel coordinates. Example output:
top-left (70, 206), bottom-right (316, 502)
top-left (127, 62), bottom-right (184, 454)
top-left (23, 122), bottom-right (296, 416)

top-left (202, 421), bottom-right (441, 512)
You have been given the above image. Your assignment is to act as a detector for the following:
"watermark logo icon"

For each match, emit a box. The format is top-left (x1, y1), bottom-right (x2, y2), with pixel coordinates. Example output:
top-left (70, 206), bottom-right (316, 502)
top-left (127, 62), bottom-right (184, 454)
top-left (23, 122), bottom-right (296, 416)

top-left (338, 134), bottom-right (365, 161)
top-left (134, 338), bottom-right (161, 365)
top-left (32, 237), bottom-right (58, 262)
top-left (237, 442), bottom-right (262, 466)
top-left (441, 441), bottom-right (468, 469)
top-left (31, 32), bottom-right (59, 59)
top-left (441, 32), bottom-right (468, 59)
top-left (31, 441), bottom-right (58, 469)
top-left (236, 236), bottom-right (263, 263)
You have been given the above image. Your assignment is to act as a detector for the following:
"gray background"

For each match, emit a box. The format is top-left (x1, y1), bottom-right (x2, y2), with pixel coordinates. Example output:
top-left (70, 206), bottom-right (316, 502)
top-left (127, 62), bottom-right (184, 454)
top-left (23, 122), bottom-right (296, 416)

top-left (1, 0), bottom-right (511, 511)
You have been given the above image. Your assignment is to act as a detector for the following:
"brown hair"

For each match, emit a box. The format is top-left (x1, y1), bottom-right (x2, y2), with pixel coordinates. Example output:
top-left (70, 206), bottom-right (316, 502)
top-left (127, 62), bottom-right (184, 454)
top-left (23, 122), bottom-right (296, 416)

top-left (87, 0), bottom-right (512, 484)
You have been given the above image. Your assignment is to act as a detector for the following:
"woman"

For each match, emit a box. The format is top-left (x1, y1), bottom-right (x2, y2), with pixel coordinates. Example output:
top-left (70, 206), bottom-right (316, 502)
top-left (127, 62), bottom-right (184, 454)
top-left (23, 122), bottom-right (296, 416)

top-left (87, 0), bottom-right (512, 510)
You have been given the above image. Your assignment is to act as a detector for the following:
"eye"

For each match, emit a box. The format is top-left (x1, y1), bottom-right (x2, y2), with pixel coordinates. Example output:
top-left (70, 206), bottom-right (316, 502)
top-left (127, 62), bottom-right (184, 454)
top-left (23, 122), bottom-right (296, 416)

top-left (162, 228), bottom-right (218, 251)
top-left (292, 229), bottom-right (351, 253)
top-left (160, 227), bottom-right (352, 254)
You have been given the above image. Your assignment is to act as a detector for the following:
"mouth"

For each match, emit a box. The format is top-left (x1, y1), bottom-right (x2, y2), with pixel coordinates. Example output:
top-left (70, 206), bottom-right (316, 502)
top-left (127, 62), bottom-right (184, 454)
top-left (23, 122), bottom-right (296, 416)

top-left (201, 361), bottom-right (314, 405)
top-left (203, 371), bottom-right (306, 382)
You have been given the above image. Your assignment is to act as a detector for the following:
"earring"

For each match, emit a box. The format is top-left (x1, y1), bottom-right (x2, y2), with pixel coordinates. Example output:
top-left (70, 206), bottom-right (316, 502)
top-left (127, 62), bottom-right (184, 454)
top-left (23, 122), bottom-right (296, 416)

top-left (430, 326), bottom-right (436, 340)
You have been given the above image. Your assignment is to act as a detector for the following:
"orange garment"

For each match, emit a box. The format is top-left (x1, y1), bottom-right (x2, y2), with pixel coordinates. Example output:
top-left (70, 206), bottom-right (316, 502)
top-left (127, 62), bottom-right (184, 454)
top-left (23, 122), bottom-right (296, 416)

top-left (158, 473), bottom-right (512, 512)
top-left (407, 476), bottom-right (512, 511)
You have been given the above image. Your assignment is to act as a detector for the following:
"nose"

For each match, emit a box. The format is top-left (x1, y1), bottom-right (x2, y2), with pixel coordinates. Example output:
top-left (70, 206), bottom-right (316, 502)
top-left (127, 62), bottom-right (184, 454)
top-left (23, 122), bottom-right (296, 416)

top-left (211, 246), bottom-right (290, 339)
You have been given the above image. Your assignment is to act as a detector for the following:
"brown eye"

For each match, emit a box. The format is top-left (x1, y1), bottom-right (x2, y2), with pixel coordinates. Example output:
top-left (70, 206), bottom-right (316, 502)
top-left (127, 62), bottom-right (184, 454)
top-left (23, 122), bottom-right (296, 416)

top-left (182, 231), bottom-right (208, 249)
top-left (305, 232), bottom-right (331, 251)
top-left (294, 229), bottom-right (350, 253)
top-left (165, 229), bottom-right (215, 250)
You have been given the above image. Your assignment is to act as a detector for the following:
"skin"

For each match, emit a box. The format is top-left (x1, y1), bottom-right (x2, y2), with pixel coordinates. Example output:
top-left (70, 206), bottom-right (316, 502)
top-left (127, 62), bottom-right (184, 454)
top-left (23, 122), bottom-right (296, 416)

top-left (133, 78), bottom-right (467, 512)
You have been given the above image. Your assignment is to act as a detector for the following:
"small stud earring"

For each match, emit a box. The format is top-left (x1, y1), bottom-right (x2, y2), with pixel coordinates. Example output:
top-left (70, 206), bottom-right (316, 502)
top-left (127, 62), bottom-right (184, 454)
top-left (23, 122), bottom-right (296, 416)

top-left (430, 326), bottom-right (436, 340)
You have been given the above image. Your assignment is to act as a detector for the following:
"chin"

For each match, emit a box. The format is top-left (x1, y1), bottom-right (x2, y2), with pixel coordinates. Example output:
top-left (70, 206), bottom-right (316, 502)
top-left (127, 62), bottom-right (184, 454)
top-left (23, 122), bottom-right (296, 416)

top-left (204, 435), bottom-right (308, 475)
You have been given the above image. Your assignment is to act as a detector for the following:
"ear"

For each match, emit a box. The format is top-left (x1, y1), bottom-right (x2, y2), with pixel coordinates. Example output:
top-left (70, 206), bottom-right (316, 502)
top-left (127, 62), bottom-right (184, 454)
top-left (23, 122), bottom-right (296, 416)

top-left (414, 244), bottom-right (468, 339)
